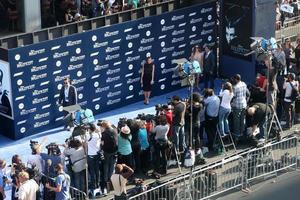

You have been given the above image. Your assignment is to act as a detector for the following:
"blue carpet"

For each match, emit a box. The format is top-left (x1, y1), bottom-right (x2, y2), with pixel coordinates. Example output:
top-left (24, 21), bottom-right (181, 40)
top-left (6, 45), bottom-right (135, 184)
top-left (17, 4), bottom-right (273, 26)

top-left (0, 80), bottom-right (222, 165)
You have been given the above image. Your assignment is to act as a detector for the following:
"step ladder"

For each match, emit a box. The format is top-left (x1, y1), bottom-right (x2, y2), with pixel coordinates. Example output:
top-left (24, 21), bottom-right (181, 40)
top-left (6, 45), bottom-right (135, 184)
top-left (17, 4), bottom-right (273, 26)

top-left (215, 127), bottom-right (237, 155)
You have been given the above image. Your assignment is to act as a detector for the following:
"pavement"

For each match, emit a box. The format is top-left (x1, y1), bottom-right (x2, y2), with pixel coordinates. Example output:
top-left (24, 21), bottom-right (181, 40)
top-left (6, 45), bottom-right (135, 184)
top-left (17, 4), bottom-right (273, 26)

top-left (216, 170), bottom-right (300, 200)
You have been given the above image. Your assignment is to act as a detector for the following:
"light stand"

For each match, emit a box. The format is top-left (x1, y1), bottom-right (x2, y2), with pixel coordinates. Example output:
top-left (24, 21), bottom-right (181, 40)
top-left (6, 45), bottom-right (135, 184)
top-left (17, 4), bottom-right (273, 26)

top-left (246, 37), bottom-right (283, 145)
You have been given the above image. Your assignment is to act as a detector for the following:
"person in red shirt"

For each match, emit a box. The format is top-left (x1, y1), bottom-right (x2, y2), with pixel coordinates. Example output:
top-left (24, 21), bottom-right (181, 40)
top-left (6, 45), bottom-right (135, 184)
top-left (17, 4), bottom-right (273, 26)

top-left (162, 105), bottom-right (173, 138)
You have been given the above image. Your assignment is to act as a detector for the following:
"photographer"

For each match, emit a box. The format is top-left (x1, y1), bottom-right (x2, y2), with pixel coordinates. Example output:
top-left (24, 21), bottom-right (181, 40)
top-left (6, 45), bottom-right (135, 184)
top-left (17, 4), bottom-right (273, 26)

top-left (99, 120), bottom-right (118, 191)
top-left (186, 93), bottom-right (202, 150)
top-left (117, 125), bottom-right (134, 169)
top-left (27, 142), bottom-right (44, 175)
top-left (283, 73), bottom-right (299, 129)
top-left (247, 103), bottom-right (272, 142)
top-left (0, 159), bottom-right (7, 200)
top-left (172, 96), bottom-right (186, 152)
top-left (10, 155), bottom-right (24, 200)
top-left (45, 164), bottom-right (71, 200)
top-left (62, 139), bottom-right (86, 192)
top-left (152, 115), bottom-right (170, 175)
top-left (137, 120), bottom-right (150, 175)
top-left (204, 89), bottom-right (220, 152)
top-left (85, 123), bottom-right (101, 197)
top-left (111, 164), bottom-right (134, 200)
top-left (218, 82), bottom-right (234, 136)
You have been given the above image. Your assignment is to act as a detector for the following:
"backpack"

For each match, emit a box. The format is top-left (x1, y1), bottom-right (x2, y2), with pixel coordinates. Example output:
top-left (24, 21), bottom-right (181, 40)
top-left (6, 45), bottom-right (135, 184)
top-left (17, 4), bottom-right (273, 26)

top-left (289, 82), bottom-right (299, 101)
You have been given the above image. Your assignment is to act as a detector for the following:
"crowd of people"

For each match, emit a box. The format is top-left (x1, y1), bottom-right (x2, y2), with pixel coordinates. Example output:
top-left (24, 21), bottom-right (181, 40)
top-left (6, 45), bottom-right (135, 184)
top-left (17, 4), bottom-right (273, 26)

top-left (41, 0), bottom-right (169, 28)
top-left (276, 0), bottom-right (300, 30)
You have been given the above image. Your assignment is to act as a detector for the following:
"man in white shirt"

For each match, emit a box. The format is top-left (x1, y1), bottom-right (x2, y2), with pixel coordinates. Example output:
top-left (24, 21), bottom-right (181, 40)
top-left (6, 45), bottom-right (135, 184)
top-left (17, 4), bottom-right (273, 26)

top-left (283, 73), bottom-right (298, 129)
top-left (17, 171), bottom-right (39, 200)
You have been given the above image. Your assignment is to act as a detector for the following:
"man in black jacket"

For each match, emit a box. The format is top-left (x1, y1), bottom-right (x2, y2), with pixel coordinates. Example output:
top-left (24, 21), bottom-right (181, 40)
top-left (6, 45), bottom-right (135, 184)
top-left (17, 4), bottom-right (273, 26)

top-left (203, 45), bottom-right (216, 89)
top-left (58, 77), bottom-right (78, 130)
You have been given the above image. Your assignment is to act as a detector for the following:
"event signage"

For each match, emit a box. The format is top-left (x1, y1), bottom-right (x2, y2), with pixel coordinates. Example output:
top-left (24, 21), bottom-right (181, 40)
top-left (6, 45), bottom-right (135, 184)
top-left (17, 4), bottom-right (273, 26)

top-left (5, 2), bottom-right (216, 139)
top-left (222, 0), bottom-right (253, 60)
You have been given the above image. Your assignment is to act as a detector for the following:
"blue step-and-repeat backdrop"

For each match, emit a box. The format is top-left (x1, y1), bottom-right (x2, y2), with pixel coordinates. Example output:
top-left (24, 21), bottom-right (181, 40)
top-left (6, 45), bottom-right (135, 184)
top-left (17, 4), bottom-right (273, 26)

top-left (2, 2), bottom-right (217, 139)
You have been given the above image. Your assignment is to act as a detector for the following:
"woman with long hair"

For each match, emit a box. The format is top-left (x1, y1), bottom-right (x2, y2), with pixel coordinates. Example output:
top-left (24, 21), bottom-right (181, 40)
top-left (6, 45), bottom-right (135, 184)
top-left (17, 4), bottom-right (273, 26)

top-left (141, 56), bottom-right (155, 105)
top-left (218, 82), bottom-right (234, 136)
top-left (190, 45), bottom-right (203, 89)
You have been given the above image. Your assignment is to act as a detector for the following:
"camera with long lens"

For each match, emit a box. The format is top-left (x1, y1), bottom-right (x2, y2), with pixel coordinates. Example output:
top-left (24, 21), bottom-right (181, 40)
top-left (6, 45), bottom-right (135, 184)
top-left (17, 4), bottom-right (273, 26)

top-left (118, 117), bottom-right (128, 130)
top-left (46, 143), bottom-right (61, 156)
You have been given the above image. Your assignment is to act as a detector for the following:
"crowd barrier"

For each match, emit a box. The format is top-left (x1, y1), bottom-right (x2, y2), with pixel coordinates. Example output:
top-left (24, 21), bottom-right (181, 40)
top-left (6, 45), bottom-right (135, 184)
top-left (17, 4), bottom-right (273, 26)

top-left (276, 15), bottom-right (300, 41)
top-left (0, 0), bottom-right (176, 49)
top-left (126, 136), bottom-right (299, 200)
top-left (69, 186), bottom-right (87, 200)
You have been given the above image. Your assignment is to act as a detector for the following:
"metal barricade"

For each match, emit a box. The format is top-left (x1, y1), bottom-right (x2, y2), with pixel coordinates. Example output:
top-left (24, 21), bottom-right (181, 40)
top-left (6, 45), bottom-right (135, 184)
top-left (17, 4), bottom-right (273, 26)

top-left (69, 186), bottom-right (87, 200)
top-left (128, 136), bottom-right (299, 200)
top-left (129, 155), bottom-right (244, 200)
top-left (240, 136), bottom-right (298, 187)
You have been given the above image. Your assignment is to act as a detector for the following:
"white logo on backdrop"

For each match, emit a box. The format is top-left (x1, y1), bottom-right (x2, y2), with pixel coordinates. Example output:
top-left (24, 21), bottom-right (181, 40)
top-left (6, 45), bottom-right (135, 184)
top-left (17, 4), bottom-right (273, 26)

top-left (17, 79), bottom-right (23, 86)
top-left (15, 54), bottom-right (21, 61)
top-left (93, 59), bottom-right (98, 65)
top-left (77, 71), bottom-right (82, 77)
top-left (128, 42), bottom-right (133, 48)
top-left (92, 35), bottom-right (97, 41)
top-left (208, 36), bottom-right (212, 41)
top-left (95, 104), bottom-right (100, 110)
top-left (56, 60), bottom-right (62, 67)
top-left (128, 64), bottom-right (133, 70)
top-left (94, 81), bottom-right (99, 88)
top-left (160, 84), bottom-right (165, 90)
top-left (78, 93), bottom-right (83, 99)
top-left (59, 106), bottom-right (63, 112)
top-left (160, 19), bottom-right (165, 25)
top-left (129, 85), bottom-right (134, 91)
top-left (18, 103), bottom-right (24, 110)
top-left (146, 52), bottom-right (151, 58)
top-left (161, 63), bottom-right (165, 68)
top-left (192, 26), bottom-right (196, 32)
top-left (146, 31), bottom-right (151, 36)
top-left (208, 15), bottom-right (212, 20)
top-left (76, 48), bottom-right (81, 54)
top-left (20, 127), bottom-right (26, 134)
top-left (57, 84), bottom-right (62, 90)
top-left (161, 41), bottom-right (165, 47)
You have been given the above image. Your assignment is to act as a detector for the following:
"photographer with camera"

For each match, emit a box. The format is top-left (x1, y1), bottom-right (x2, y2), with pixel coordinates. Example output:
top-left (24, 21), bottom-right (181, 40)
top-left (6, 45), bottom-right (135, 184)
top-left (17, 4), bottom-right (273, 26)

top-left (283, 73), bottom-right (299, 129)
top-left (117, 125), bottom-right (134, 169)
top-left (45, 164), bottom-right (71, 200)
top-left (98, 120), bottom-right (118, 193)
top-left (185, 93), bottom-right (203, 150)
top-left (203, 89), bottom-right (220, 152)
top-left (111, 164), bottom-right (134, 200)
top-left (62, 139), bottom-right (86, 192)
top-left (171, 96), bottom-right (186, 152)
top-left (137, 120), bottom-right (150, 175)
top-left (152, 115), bottom-right (170, 175)
top-left (27, 142), bottom-right (44, 176)
top-left (85, 123), bottom-right (102, 197)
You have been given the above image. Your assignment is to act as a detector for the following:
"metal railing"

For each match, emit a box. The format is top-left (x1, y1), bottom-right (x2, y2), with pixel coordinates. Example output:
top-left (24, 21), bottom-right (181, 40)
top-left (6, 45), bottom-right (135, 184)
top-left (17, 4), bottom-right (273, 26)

top-left (127, 136), bottom-right (299, 200)
top-left (275, 15), bottom-right (300, 41)
top-left (69, 186), bottom-right (88, 200)
top-left (0, 0), bottom-right (175, 49)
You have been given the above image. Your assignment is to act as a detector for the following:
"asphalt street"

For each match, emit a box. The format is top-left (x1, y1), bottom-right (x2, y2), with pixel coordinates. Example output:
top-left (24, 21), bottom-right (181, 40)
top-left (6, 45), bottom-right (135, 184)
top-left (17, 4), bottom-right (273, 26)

top-left (216, 171), bottom-right (300, 200)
